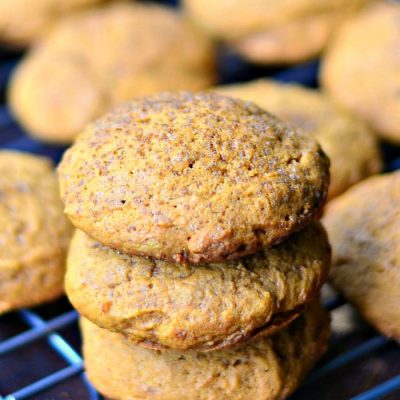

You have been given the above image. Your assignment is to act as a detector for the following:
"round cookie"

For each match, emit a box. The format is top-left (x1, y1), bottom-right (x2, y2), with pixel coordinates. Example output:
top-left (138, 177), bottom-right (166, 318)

top-left (66, 222), bottom-right (330, 351)
top-left (58, 92), bottom-right (330, 263)
top-left (82, 302), bottom-right (330, 400)
top-left (323, 172), bottom-right (400, 339)
top-left (0, 0), bottom-right (105, 47)
top-left (183, 0), bottom-right (371, 64)
top-left (9, 2), bottom-right (215, 143)
top-left (0, 151), bottom-right (72, 314)
top-left (215, 79), bottom-right (382, 199)
top-left (321, 2), bottom-right (400, 144)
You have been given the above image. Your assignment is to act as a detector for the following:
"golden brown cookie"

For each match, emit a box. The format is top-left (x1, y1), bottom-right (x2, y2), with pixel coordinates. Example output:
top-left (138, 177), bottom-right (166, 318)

top-left (58, 92), bottom-right (330, 263)
top-left (0, 0), bottom-right (105, 47)
top-left (183, 0), bottom-right (371, 64)
top-left (9, 2), bottom-right (216, 143)
top-left (215, 79), bottom-right (382, 199)
top-left (81, 304), bottom-right (330, 400)
top-left (0, 151), bottom-right (72, 314)
top-left (82, 301), bottom-right (330, 400)
top-left (66, 222), bottom-right (330, 351)
top-left (323, 172), bottom-right (400, 339)
top-left (321, 1), bottom-right (400, 144)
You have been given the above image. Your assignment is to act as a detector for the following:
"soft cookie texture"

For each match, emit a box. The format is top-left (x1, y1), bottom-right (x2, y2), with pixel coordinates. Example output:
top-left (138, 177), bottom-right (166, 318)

top-left (82, 302), bottom-right (330, 400)
top-left (321, 1), bottom-right (400, 143)
top-left (0, 151), bottom-right (72, 314)
top-left (183, 0), bottom-right (371, 64)
top-left (9, 2), bottom-right (215, 143)
top-left (66, 223), bottom-right (330, 351)
top-left (59, 92), bottom-right (330, 263)
top-left (215, 79), bottom-right (382, 199)
top-left (324, 172), bottom-right (400, 339)
top-left (0, 0), bottom-right (105, 47)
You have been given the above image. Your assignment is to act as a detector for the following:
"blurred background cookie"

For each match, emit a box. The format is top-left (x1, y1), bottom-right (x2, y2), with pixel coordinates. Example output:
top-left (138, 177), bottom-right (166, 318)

top-left (321, 1), bottom-right (400, 144)
top-left (215, 79), bottom-right (382, 199)
top-left (9, 2), bottom-right (216, 143)
top-left (66, 223), bottom-right (330, 351)
top-left (58, 92), bottom-right (330, 263)
top-left (183, 0), bottom-right (371, 64)
top-left (0, 151), bottom-right (72, 314)
top-left (324, 172), bottom-right (400, 339)
top-left (0, 0), bottom-right (107, 48)
top-left (82, 301), bottom-right (330, 400)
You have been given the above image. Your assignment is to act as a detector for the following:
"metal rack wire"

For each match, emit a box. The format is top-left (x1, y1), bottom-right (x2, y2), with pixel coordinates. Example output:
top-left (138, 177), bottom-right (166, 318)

top-left (0, 294), bottom-right (399, 399)
top-left (0, 55), bottom-right (399, 399)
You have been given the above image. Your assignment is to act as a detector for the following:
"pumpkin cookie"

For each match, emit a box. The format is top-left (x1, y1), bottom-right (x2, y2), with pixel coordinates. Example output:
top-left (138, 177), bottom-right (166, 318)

top-left (0, 0), bottom-right (105, 47)
top-left (0, 151), bottom-right (72, 314)
top-left (321, 1), bottom-right (400, 143)
top-left (9, 2), bottom-right (215, 143)
top-left (82, 301), bottom-right (330, 400)
top-left (183, 0), bottom-right (371, 64)
top-left (215, 79), bottom-right (382, 199)
top-left (324, 172), bottom-right (400, 339)
top-left (66, 222), bottom-right (330, 351)
top-left (59, 92), bottom-right (330, 263)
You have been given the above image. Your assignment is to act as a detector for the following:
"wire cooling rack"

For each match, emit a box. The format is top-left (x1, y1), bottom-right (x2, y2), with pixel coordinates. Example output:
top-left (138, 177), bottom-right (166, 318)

top-left (0, 41), bottom-right (400, 400)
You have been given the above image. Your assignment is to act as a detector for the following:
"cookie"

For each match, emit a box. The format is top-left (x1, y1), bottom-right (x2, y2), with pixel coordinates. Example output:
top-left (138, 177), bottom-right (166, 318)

top-left (82, 301), bottom-right (330, 400)
top-left (9, 2), bottom-right (216, 143)
top-left (215, 79), bottom-right (382, 199)
top-left (183, 0), bottom-right (370, 64)
top-left (0, 0), bottom-right (104, 47)
top-left (321, 1), bottom-right (400, 143)
top-left (323, 172), bottom-right (400, 339)
top-left (66, 222), bottom-right (330, 351)
top-left (58, 92), bottom-right (330, 263)
top-left (0, 151), bottom-right (72, 314)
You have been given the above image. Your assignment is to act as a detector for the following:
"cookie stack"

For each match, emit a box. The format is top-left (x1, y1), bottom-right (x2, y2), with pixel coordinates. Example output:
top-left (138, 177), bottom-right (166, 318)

top-left (59, 92), bottom-right (331, 400)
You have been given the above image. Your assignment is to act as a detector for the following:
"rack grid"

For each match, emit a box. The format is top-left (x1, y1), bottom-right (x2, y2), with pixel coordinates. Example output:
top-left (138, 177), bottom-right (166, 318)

top-left (0, 54), bottom-right (399, 399)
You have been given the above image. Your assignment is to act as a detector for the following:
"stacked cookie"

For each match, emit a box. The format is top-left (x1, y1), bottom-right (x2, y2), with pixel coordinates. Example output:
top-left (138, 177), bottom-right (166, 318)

top-left (59, 92), bottom-right (331, 400)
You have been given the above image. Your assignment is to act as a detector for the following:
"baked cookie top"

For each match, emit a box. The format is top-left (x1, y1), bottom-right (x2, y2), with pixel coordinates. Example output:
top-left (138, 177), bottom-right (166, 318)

top-left (82, 301), bottom-right (330, 400)
top-left (183, 0), bottom-right (371, 64)
top-left (216, 79), bottom-right (382, 199)
top-left (59, 92), bottom-right (330, 263)
top-left (321, 1), bottom-right (400, 143)
top-left (0, 0), bottom-right (104, 47)
top-left (324, 172), bottom-right (400, 339)
top-left (9, 2), bottom-right (215, 143)
top-left (66, 222), bottom-right (330, 351)
top-left (0, 151), bottom-right (72, 313)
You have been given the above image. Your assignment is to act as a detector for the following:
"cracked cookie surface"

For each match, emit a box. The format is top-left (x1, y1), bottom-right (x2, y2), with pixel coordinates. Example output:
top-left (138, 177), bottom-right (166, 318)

top-left (59, 92), bottom-right (330, 263)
